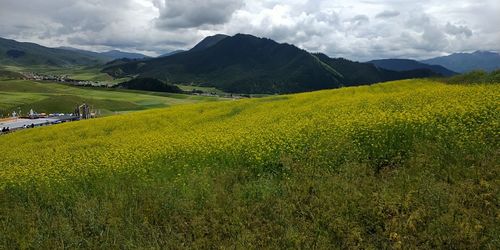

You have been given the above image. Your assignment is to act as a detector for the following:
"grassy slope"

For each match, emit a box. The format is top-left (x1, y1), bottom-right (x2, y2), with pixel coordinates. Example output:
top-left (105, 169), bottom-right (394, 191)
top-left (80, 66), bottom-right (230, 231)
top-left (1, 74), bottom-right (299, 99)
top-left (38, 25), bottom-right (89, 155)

top-left (0, 79), bottom-right (219, 116)
top-left (0, 64), bottom-right (129, 83)
top-left (0, 80), bottom-right (498, 248)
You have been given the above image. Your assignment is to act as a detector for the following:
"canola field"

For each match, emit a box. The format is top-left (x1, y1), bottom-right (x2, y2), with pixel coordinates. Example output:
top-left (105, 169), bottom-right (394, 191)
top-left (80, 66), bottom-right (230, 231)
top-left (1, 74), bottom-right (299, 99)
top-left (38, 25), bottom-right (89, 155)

top-left (0, 80), bottom-right (499, 248)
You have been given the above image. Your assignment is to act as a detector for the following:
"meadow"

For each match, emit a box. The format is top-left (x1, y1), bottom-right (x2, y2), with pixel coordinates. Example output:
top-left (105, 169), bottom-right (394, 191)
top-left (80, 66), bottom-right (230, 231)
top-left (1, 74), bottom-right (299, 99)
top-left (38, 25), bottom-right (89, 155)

top-left (0, 79), bottom-right (498, 248)
top-left (0, 64), bottom-right (127, 83)
top-left (0, 79), bottom-right (220, 116)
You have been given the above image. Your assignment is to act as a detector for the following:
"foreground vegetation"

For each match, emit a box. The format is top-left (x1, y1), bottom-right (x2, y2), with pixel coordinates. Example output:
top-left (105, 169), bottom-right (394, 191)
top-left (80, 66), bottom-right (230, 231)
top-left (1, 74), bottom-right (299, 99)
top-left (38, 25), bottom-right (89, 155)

top-left (0, 80), bottom-right (498, 248)
top-left (439, 69), bottom-right (500, 84)
top-left (0, 79), bottom-right (219, 116)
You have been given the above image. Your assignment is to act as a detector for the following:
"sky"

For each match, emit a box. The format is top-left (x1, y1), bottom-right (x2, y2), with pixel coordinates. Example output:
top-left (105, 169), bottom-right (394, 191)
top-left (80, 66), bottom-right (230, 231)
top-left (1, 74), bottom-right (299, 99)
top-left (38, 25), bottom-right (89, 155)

top-left (0, 0), bottom-right (498, 61)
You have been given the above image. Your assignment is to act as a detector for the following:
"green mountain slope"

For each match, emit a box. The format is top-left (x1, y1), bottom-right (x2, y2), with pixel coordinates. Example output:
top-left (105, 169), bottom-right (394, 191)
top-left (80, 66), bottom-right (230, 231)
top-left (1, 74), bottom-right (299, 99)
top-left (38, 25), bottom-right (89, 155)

top-left (0, 37), bottom-right (108, 67)
top-left (189, 34), bottom-right (229, 52)
top-left (103, 34), bottom-right (439, 94)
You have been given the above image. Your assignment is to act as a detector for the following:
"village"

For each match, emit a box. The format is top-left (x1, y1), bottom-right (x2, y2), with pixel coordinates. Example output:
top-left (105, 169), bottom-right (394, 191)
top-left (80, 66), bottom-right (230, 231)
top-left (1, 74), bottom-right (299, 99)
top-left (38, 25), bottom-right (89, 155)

top-left (21, 72), bottom-right (111, 87)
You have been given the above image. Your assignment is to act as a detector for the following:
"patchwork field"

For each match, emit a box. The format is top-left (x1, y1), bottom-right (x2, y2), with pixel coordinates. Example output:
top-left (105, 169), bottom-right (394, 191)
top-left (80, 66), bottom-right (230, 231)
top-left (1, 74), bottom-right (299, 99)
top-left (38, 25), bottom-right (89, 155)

top-left (0, 80), bottom-right (498, 248)
top-left (0, 79), bottom-right (220, 116)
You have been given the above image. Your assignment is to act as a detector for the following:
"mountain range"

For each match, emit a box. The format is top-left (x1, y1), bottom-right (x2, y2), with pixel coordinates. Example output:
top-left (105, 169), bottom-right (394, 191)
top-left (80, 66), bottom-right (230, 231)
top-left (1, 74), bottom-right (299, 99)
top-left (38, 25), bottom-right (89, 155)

top-left (367, 59), bottom-right (457, 76)
top-left (103, 34), bottom-right (444, 94)
top-left (0, 37), bottom-right (108, 67)
top-left (1, 34), bottom-right (498, 94)
top-left (421, 51), bottom-right (500, 73)
top-left (0, 37), bottom-right (149, 68)
top-left (58, 47), bottom-right (148, 60)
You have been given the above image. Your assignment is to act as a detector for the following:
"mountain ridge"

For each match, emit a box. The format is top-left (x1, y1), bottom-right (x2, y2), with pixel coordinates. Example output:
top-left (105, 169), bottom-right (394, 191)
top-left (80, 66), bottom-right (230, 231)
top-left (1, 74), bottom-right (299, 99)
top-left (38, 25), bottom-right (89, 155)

top-left (102, 34), bottom-right (441, 94)
top-left (421, 51), bottom-right (500, 73)
top-left (0, 37), bottom-right (107, 67)
top-left (368, 59), bottom-right (457, 76)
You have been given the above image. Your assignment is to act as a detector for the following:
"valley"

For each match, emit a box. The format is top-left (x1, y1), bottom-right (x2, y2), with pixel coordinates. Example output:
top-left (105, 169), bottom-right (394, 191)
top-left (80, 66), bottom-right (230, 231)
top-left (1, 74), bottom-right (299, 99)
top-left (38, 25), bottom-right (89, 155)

top-left (0, 14), bottom-right (498, 248)
top-left (0, 79), bottom-right (221, 117)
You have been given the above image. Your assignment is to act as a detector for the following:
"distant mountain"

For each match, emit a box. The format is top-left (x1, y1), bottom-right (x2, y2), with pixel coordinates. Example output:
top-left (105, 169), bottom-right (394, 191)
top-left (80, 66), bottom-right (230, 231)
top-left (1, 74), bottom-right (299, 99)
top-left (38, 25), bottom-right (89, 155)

top-left (190, 34), bottom-right (229, 52)
top-left (58, 46), bottom-right (110, 60)
top-left (159, 50), bottom-right (186, 57)
top-left (368, 59), bottom-right (457, 76)
top-left (60, 47), bottom-right (148, 60)
top-left (422, 51), bottom-right (500, 73)
top-left (317, 55), bottom-right (442, 85)
top-left (103, 34), bottom-right (439, 94)
top-left (0, 37), bottom-right (107, 67)
top-left (100, 50), bottom-right (148, 60)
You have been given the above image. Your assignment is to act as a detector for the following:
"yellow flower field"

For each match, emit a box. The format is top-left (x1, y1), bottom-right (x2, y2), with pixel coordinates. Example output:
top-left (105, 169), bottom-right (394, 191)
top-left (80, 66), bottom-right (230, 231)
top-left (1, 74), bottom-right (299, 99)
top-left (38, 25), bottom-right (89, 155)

top-left (0, 79), bottom-right (498, 248)
top-left (1, 80), bottom-right (497, 187)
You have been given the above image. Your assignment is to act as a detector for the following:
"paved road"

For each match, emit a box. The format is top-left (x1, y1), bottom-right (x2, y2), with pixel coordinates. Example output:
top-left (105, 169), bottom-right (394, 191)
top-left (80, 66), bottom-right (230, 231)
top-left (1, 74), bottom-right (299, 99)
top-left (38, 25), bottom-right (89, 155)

top-left (0, 118), bottom-right (60, 130)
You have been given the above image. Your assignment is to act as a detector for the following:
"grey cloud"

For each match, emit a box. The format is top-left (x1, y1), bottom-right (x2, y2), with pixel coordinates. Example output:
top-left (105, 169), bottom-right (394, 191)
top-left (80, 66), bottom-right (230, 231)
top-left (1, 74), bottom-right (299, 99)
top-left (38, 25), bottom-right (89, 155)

top-left (349, 15), bottom-right (370, 26)
top-left (375, 10), bottom-right (400, 19)
top-left (155, 0), bottom-right (244, 29)
top-left (445, 23), bottom-right (473, 37)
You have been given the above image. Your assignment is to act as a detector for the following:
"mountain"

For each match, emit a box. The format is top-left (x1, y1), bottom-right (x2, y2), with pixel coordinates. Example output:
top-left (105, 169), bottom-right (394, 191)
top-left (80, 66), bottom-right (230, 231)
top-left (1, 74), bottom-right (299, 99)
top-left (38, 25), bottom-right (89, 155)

top-left (421, 51), bottom-right (500, 73)
top-left (100, 50), bottom-right (148, 60)
top-left (159, 50), bottom-right (186, 57)
top-left (58, 46), bottom-right (110, 60)
top-left (60, 47), bottom-right (148, 60)
top-left (0, 37), bottom-right (108, 67)
top-left (317, 55), bottom-right (441, 85)
top-left (158, 34), bottom-right (228, 57)
top-left (102, 34), bottom-right (439, 94)
top-left (189, 34), bottom-right (229, 52)
top-left (368, 59), bottom-right (457, 76)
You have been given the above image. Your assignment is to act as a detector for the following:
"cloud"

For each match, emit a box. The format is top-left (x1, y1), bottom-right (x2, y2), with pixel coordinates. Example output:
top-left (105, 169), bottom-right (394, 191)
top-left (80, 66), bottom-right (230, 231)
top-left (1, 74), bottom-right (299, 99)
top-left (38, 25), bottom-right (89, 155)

top-left (445, 23), bottom-right (473, 37)
top-left (349, 15), bottom-right (370, 26)
top-left (154, 0), bottom-right (244, 29)
top-left (0, 0), bottom-right (498, 59)
top-left (375, 10), bottom-right (400, 19)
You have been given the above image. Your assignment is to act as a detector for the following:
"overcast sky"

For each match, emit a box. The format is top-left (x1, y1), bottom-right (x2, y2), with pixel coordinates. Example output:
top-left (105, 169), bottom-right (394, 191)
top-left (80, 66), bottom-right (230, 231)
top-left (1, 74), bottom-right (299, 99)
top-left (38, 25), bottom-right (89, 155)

top-left (0, 0), bottom-right (498, 61)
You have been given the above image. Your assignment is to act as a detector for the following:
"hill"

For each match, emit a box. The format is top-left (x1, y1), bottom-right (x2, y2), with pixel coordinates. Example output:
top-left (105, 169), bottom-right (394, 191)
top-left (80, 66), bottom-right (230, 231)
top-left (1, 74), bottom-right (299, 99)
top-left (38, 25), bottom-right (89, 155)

top-left (0, 79), bottom-right (498, 248)
top-left (103, 34), bottom-right (438, 94)
top-left (438, 69), bottom-right (500, 84)
top-left (59, 47), bottom-right (148, 60)
top-left (368, 59), bottom-right (457, 76)
top-left (422, 51), bottom-right (500, 73)
top-left (0, 37), bottom-right (107, 67)
top-left (116, 78), bottom-right (183, 93)
top-left (159, 50), bottom-right (186, 57)
top-left (315, 54), bottom-right (442, 85)
top-left (100, 50), bottom-right (149, 60)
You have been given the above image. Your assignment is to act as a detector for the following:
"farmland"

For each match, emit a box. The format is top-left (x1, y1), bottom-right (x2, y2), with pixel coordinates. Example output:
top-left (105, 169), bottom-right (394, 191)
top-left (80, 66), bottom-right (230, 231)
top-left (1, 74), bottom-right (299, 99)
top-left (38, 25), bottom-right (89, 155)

top-left (0, 79), bottom-right (498, 248)
top-left (0, 79), bottom-right (220, 116)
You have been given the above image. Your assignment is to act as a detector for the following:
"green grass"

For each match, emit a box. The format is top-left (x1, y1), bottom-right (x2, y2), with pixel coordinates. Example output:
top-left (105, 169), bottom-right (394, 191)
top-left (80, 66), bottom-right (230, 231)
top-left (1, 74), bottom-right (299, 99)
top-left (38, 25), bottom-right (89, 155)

top-left (0, 64), bottom-right (129, 83)
top-left (0, 79), bottom-right (220, 116)
top-left (0, 80), bottom-right (498, 248)
top-left (175, 84), bottom-right (229, 95)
